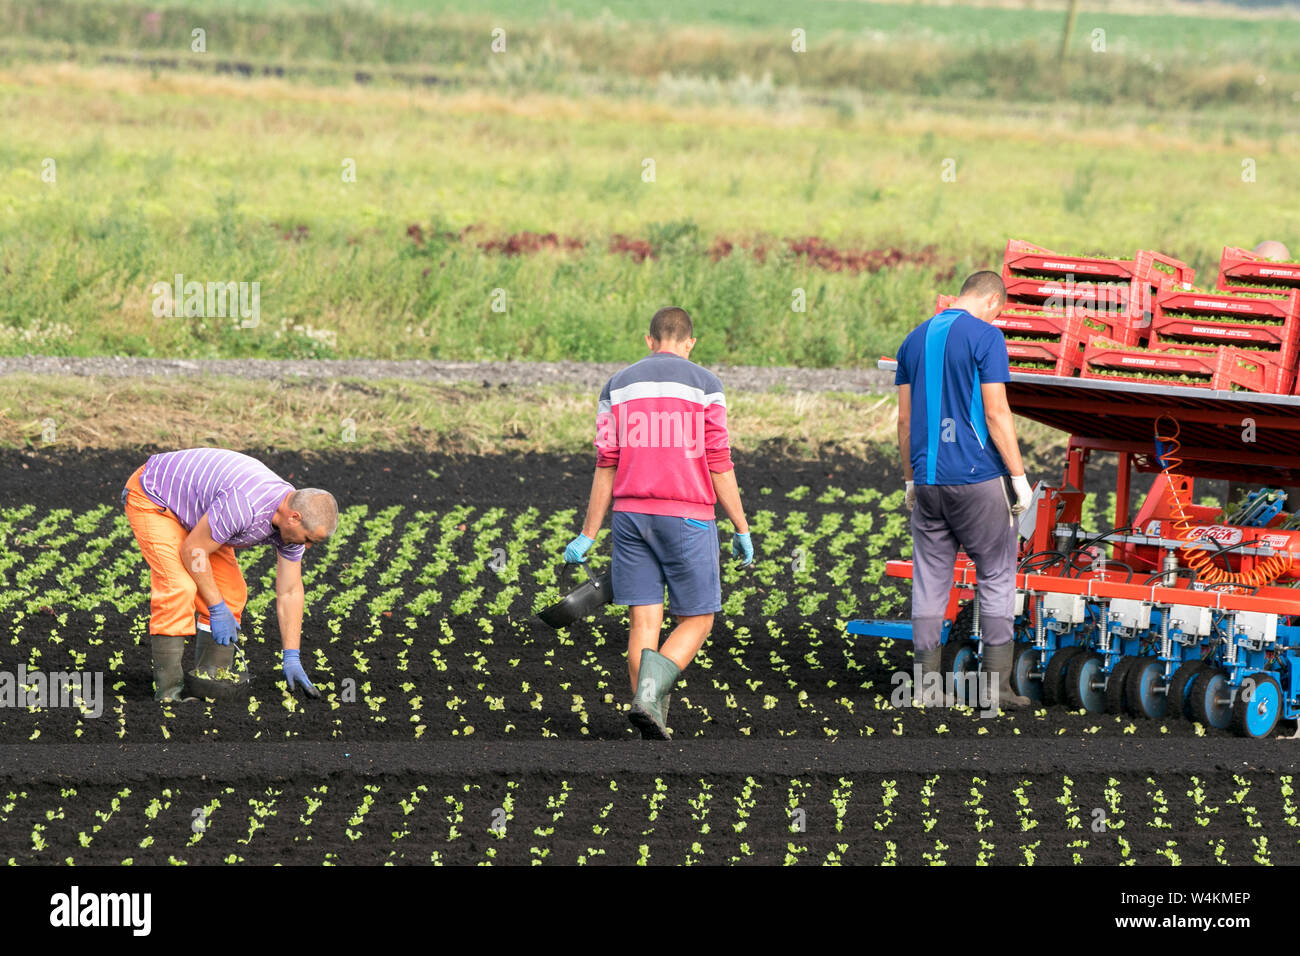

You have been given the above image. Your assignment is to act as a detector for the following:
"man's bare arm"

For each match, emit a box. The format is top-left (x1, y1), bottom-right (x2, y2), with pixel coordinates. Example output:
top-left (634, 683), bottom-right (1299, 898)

top-left (981, 382), bottom-right (1025, 475)
top-left (710, 469), bottom-right (748, 534)
top-left (897, 384), bottom-right (914, 481)
top-left (580, 466), bottom-right (617, 539)
top-left (181, 514), bottom-right (226, 606)
top-left (275, 553), bottom-right (305, 652)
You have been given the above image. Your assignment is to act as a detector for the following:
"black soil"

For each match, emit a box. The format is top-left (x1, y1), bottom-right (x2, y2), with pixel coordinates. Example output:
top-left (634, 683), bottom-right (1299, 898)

top-left (2, 446), bottom-right (1283, 867)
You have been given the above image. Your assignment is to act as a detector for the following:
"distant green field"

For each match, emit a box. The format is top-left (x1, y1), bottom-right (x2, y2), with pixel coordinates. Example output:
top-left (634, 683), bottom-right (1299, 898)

top-left (2, 61), bottom-right (1296, 365)
top-left (82, 0), bottom-right (1300, 61)
top-left (6, 0), bottom-right (1300, 92)
top-left (3, 0), bottom-right (1298, 367)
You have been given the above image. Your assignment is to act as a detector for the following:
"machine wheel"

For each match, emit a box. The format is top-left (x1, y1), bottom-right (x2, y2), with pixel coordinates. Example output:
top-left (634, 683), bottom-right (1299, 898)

top-left (1165, 660), bottom-right (1207, 720)
top-left (940, 639), bottom-right (979, 686)
top-left (1042, 645), bottom-right (1085, 707)
top-left (1189, 668), bottom-right (1234, 731)
top-left (1010, 644), bottom-right (1044, 704)
top-left (1124, 657), bottom-right (1168, 720)
top-left (1231, 672), bottom-right (1282, 739)
top-left (1105, 657), bottom-right (1137, 714)
top-left (1064, 651), bottom-right (1107, 714)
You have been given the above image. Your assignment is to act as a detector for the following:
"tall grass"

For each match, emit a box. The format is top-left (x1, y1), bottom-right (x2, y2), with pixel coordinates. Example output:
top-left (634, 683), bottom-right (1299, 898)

top-left (2, 58), bottom-right (1297, 364)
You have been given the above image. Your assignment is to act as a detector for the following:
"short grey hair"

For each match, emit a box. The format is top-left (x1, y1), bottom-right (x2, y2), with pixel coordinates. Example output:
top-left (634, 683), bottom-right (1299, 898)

top-left (289, 488), bottom-right (338, 538)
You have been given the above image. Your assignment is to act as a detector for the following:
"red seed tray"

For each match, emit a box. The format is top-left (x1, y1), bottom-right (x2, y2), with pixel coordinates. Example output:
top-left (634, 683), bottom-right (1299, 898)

top-left (1151, 289), bottom-right (1300, 374)
top-left (1003, 275), bottom-right (1157, 320)
top-left (1002, 300), bottom-right (1147, 346)
top-left (1134, 250), bottom-right (1196, 291)
top-left (1005, 336), bottom-right (1082, 376)
top-left (1080, 339), bottom-right (1281, 393)
top-left (1217, 246), bottom-right (1300, 294)
top-left (1002, 239), bottom-right (1140, 283)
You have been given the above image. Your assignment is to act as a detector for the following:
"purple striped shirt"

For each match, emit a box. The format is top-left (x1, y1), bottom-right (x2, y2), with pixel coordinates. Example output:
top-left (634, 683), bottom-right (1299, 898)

top-left (141, 448), bottom-right (303, 562)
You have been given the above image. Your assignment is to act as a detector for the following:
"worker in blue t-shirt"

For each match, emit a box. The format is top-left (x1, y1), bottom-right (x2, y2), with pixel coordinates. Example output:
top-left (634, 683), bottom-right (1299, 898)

top-left (894, 271), bottom-right (1033, 710)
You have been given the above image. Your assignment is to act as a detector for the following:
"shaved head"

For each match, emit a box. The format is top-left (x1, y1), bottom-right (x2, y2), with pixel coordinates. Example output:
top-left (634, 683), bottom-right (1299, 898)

top-left (288, 488), bottom-right (338, 538)
top-left (1254, 240), bottom-right (1292, 261)
top-left (959, 271), bottom-right (1007, 303)
top-left (649, 307), bottom-right (693, 343)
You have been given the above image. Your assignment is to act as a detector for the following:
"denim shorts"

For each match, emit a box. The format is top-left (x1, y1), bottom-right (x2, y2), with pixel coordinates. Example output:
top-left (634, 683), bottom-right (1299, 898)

top-left (610, 511), bottom-right (722, 616)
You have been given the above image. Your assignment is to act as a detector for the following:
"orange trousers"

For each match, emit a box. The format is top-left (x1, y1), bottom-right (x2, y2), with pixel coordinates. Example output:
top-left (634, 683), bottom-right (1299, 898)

top-left (123, 465), bottom-right (247, 636)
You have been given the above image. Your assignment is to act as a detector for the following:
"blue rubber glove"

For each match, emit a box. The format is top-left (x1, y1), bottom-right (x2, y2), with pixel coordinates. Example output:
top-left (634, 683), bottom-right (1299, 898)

top-left (564, 533), bottom-right (594, 564)
top-left (207, 600), bottom-right (239, 646)
top-left (282, 649), bottom-right (320, 699)
top-left (732, 531), bottom-right (754, 566)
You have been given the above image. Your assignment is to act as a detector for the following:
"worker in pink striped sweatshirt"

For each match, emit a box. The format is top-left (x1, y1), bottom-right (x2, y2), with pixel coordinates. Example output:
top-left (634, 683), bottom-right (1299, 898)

top-left (565, 307), bottom-right (753, 739)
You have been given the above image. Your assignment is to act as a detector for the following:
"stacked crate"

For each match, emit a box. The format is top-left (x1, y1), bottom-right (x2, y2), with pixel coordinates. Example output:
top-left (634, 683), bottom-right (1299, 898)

top-left (1001, 239), bottom-right (1194, 346)
top-left (1079, 340), bottom-right (1282, 392)
top-left (1215, 247), bottom-right (1300, 395)
top-left (927, 242), bottom-right (1291, 393)
top-left (1149, 288), bottom-right (1300, 393)
top-left (1217, 246), bottom-right (1300, 295)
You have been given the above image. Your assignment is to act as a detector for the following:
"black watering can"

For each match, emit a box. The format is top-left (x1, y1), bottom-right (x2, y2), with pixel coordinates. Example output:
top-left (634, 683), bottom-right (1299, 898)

top-left (537, 563), bottom-right (614, 629)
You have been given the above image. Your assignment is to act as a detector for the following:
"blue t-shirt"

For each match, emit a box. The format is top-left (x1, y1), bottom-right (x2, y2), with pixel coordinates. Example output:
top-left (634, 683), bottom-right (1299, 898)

top-left (894, 308), bottom-right (1011, 485)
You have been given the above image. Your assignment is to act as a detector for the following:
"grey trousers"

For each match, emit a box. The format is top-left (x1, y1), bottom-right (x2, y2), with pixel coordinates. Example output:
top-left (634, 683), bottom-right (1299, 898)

top-left (910, 476), bottom-right (1017, 651)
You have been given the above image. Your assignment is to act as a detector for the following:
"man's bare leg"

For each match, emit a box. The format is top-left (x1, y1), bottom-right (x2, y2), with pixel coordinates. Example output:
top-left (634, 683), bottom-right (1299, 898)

top-left (627, 608), bottom-right (714, 739)
top-left (627, 603), bottom-right (664, 691)
top-left (659, 613), bottom-right (714, 671)
top-left (627, 607), bottom-right (713, 688)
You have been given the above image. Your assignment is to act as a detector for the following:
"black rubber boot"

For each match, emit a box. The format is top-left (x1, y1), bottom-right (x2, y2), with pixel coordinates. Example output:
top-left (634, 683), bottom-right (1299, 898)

top-left (909, 647), bottom-right (941, 707)
top-left (629, 649), bottom-right (680, 740)
top-left (913, 646), bottom-right (941, 678)
top-left (982, 641), bottom-right (1030, 710)
top-left (194, 630), bottom-right (235, 677)
top-left (151, 635), bottom-right (188, 702)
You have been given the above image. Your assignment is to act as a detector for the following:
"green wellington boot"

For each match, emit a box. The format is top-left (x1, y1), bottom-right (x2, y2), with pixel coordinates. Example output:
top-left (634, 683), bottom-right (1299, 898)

top-left (629, 649), bottom-right (680, 740)
top-left (194, 630), bottom-right (235, 678)
top-left (151, 635), bottom-right (187, 702)
top-left (982, 641), bottom-right (1030, 710)
top-left (912, 645), bottom-right (943, 707)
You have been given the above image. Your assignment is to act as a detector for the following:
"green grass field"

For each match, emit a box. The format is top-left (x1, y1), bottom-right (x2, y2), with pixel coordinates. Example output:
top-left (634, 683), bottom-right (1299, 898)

top-left (2, 0), bottom-right (1298, 365)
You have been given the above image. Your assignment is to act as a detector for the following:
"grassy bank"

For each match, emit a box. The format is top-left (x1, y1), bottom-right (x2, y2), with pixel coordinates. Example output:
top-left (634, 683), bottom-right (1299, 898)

top-left (0, 375), bottom-right (1070, 466)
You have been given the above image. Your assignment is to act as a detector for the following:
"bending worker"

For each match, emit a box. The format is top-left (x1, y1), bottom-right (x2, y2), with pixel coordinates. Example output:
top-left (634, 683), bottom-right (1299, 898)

top-left (565, 306), bottom-right (753, 739)
top-left (895, 271), bottom-right (1033, 709)
top-left (121, 447), bottom-right (337, 701)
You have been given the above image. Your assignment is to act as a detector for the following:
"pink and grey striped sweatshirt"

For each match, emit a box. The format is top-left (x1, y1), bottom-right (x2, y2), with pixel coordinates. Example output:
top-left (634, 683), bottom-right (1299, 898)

top-left (594, 351), bottom-right (733, 520)
top-left (141, 448), bottom-right (304, 561)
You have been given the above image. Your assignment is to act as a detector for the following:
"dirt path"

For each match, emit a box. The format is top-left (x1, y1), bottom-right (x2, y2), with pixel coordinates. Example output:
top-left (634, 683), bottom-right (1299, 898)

top-left (3, 739), bottom-right (1294, 784)
top-left (0, 356), bottom-right (895, 393)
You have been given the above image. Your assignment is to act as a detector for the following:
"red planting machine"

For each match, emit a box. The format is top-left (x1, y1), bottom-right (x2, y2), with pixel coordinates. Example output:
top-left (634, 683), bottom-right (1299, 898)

top-left (850, 241), bottom-right (1300, 736)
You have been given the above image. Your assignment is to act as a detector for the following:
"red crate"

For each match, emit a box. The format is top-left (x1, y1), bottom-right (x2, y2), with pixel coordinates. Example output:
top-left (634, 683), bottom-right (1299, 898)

top-left (1150, 288), bottom-right (1300, 381)
top-left (1005, 337), bottom-right (1081, 376)
top-left (1080, 339), bottom-right (1281, 393)
top-left (1003, 311), bottom-right (1089, 376)
top-left (1003, 239), bottom-right (1140, 283)
top-left (1004, 275), bottom-right (1157, 320)
top-left (1217, 246), bottom-right (1300, 294)
top-left (1002, 300), bottom-right (1146, 346)
top-left (1135, 250), bottom-right (1196, 291)
top-left (1002, 240), bottom-right (1194, 322)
